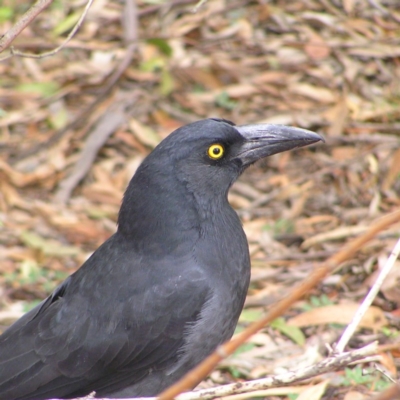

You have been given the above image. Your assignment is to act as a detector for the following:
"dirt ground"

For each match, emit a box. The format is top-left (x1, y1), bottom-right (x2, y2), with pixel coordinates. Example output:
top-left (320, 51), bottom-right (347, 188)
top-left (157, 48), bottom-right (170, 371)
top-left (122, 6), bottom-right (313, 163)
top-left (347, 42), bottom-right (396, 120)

top-left (0, 1), bottom-right (400, 399)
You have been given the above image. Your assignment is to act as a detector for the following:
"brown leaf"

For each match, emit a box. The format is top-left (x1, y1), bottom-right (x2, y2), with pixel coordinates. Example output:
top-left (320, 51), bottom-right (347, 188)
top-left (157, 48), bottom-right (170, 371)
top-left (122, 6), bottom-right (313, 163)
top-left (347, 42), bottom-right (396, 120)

top-left (324, 98), bottom-right (349, 137)
top-left (304, 31), bottom-right (331, 60)
top-left (288, 303), bottom-right (388, 330)
top-left (289, 83), bottom-right (336, 104)
top-left (382, 148), bottom-right (400, 191)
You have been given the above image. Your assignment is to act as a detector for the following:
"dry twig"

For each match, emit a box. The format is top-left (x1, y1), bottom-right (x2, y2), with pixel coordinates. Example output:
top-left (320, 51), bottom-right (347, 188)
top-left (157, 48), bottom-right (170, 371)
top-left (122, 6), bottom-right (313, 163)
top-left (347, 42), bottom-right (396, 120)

top-left (55, 95), bottom-right (137, 203)
top-left (0, 0), bottom-right (94, 60)
top-left (12, 0), bottom-right (139, 163)
top-left (158, 209), bottom-right (400, 400)
top-left (0, 0), bottom-right (53, 54)
top-left (60, 343), bottom-right (378, 399)
top-left (174, 342), bottom-right (377, 400)
top-left (335, 237), bottom-right (400, 353)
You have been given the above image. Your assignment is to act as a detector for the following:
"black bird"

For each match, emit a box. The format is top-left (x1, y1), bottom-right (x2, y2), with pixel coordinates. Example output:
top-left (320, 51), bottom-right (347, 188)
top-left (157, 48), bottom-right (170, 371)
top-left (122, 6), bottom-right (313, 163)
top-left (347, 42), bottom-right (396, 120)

top-left (0, 118), bottom-right (322, 399)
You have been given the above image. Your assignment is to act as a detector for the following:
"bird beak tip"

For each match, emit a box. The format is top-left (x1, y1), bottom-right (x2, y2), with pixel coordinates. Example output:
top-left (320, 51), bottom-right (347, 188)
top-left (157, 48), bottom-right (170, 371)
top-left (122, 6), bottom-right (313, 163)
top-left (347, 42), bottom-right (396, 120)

top-left (235, 123), bottom-right (324, 165)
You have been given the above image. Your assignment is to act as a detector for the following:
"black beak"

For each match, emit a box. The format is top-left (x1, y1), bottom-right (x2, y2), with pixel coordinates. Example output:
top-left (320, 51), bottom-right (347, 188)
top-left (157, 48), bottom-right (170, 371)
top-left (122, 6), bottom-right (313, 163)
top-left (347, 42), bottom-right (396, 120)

top-left (234, 124), bottom-right (324, 166)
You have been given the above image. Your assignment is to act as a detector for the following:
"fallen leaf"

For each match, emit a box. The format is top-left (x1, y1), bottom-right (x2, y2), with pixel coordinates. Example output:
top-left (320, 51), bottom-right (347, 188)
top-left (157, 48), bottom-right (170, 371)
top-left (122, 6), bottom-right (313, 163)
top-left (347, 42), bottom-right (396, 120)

top-left (288, 303), bottom-right (387, 330)
top-left (297, 380), bottom-right (330, 400)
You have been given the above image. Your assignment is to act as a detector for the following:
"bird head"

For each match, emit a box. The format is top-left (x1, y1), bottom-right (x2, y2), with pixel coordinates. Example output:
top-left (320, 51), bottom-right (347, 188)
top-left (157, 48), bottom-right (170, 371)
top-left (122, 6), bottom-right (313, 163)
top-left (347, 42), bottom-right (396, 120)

top-left (118, 118), bottom-right (323, 242)
top-left (148, 118), bottom-right (323, 198)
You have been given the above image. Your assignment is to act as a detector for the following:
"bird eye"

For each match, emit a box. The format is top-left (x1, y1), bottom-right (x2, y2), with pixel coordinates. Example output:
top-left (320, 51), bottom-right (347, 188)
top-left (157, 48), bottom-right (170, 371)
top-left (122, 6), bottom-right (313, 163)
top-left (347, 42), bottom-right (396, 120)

top-left (207, 144), bottom-right (224, 160)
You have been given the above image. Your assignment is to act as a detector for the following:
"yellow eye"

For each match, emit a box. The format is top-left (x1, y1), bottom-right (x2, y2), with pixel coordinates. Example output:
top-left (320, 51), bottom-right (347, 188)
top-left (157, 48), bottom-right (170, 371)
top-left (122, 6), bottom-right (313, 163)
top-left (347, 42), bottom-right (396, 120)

top-left (207, 144), bottom-right (224, 160)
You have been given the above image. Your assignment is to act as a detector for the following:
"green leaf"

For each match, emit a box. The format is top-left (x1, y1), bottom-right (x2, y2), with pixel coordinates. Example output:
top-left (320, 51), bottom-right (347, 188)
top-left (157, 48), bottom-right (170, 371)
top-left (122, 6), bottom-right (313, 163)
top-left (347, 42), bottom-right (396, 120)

top-left (303, 294), bottom-right (334, 309)
top-left (381, 326), bottom-right (400, 338)
top-left (234, 342), bottom-right (256, 356)
top-left (343, 366), bottom-right (371, 386)
top-left (374, 377), bottom-right (392, 391)
top-left (215, 91), bottom-right (237, 110)
top-left (20, 259), bottom-right (41, 283)
top-left (263, 218), bottom-right (294, 235)
top-left (141, 0), bottom-right (166, 4)
top-left (160, 69), bottom-right (174, 96)
top-left (85, 207), bottom-right (113, 220)
top-left (48, 105), bottom-right (68, 129)
top-left (50, 0), bottom-right (65, 11)
top-left (53, 12), bottom-right (81, 36)
top-left (233, 325), bottom-right (244, 335)
top-left (271, 317), bottom-right (305, 346)
top-left (0, 6), bottom-right (13, 23)
top-left (239, 309), bottom-right (263, 322)
top-left (147, 38), bottom-right (173, 57)
top-left (20, 231), bottom-right (48, 249)
top-left (140, 57), bottom-right (165, 73)
top-left (342, 366), bottom-right (393, 390)
top-left (20, 231), bottom-right (80, 256)
top-left (16, 82), bottom-right (59, 98)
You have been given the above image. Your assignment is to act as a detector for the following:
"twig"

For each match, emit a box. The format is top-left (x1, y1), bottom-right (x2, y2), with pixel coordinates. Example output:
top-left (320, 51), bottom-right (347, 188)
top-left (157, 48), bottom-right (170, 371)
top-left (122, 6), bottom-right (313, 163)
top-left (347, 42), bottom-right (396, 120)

top-left (53, 0), bottom-right (139, 203)
top-left (335, 237), bottom-right (400, 353)
top-left (301, 226), bottom-right (368, 249)
top-left (1, 0), bottom-right (94, 60)
top-left (12, 2), bottom-right (139, 163)
top-left (123, 0), bottom-right (138, 44)
top-left (62, 343), bottom-right (377, 400)
top-left (54, 95), bottom-right (136, 203)
top-left (372, 364), bottom-right (397, 384)
top-left (0, 0), bottom-right (53, 54)
top-left (366, 0), bottom-right (400, 23)
top-left (192, 0), bottom-right (208, 12)
top-left (176, 342), bottom-right (378, 400)
top-left (158, 209), bottom-right (400, 400)
top-left (137, 0), bottom-right (197, 17)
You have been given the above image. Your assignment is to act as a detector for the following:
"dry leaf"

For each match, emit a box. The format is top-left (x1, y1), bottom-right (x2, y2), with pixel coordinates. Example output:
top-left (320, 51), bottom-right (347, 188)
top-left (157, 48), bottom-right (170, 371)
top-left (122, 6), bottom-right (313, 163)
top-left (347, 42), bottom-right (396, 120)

top-left (324, 99), bottom-right (349, 137)
top-left (304, 31), bottom-right (331, 60)
top-left (288, 303), bottom-right (388, 330)
top-left (343, 391), bottom-right (367, 400)
top-left (289, 83), bottom-right (336, 104)
top-left (297, 380), bottom-right (329, 400)
top-left (129, 118), bottom-right (161, 148)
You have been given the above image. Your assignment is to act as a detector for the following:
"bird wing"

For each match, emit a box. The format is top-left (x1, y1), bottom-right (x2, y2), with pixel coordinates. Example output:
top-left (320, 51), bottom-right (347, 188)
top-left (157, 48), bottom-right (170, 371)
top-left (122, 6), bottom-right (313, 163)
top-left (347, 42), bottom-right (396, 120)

top-left (0, 241), bottom-right (211, 400)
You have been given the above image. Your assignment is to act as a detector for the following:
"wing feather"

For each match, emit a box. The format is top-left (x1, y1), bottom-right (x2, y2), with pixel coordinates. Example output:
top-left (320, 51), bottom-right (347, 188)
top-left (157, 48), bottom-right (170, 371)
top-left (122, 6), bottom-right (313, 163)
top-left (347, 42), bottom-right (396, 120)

top-left (0, 235), bottom-right (211, 400)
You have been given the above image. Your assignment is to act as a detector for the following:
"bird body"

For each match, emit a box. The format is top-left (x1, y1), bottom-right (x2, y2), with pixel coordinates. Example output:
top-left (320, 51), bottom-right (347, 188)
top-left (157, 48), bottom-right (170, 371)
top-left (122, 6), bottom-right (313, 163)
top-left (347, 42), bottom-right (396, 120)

top-left (0, 119), bottom-right (322, 399)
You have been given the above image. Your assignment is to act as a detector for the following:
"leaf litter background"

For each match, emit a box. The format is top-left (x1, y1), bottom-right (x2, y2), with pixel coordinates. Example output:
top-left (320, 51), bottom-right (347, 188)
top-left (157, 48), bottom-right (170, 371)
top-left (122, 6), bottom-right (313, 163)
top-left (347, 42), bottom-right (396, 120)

top-left (1, 1), bottom-right (400, 399)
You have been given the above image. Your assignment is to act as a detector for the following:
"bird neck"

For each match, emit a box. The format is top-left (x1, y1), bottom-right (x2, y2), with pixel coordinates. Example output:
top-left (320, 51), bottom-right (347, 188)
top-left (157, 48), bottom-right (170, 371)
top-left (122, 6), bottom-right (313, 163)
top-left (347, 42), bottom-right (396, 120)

top-left (117, 172), bottom-right (201, 255)
top-left (116, 166), bottom-right (233, 256)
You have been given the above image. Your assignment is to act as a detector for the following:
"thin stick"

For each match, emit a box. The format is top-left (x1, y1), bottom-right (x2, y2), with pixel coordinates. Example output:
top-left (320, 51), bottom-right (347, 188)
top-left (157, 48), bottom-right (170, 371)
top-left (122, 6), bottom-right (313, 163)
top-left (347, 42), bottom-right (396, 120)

top-left (175, 342), bottom-right (378, 400)
top-left (0, 0), bottom-right (53, 53)
top-left (2, 0), bottom-right (94, 60)
top-left (54, 99), bottom-right (130, 203)
top-left (192, 0), bottom-right (208, 12)
top-left (158, 209), bottom-right (400, 400)
top-left (81, 343), bottom-right (378, 400)
top-left (335, 237), bottom-right (400, 353)
top-left (12, 1), bottom-right (138, 163)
